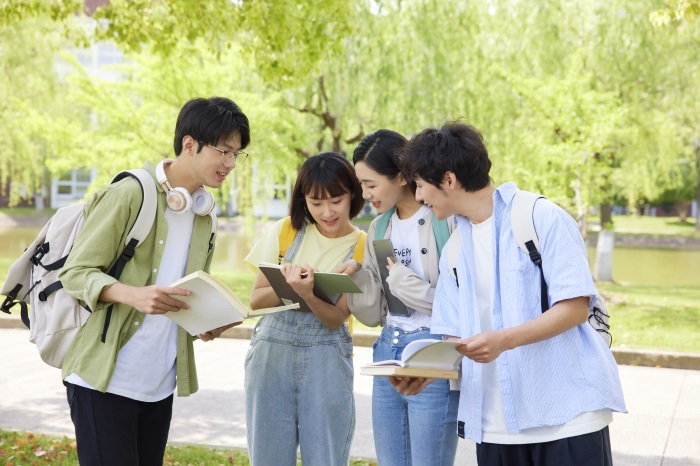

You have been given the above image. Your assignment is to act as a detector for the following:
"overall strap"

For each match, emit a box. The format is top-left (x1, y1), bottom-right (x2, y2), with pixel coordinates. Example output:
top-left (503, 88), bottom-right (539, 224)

top-left (281, 223), bottom-right (306, 263)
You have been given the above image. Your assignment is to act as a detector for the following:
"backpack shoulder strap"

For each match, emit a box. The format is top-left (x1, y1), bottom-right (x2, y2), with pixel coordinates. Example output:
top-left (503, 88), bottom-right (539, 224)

top-left (351, 231), bottom-right (366, 262)
top-left (208, 211), bottom-right (218, 252)
top-left (511, 189), bottom-right (548, 313)
top-left (511, 190), bottom-right (545, 254)
top-left (278, 217), bottom-right (296, 258)
top-left (373, 207), bottom-right (396, 240)
top-left (431, 214), bottom-right (450, 256)
top-left (111, 169), bottom-right (157, 248)
top-left (100, 169), bottom-right (158, 343)
top-left (446, 227), bottom-right (461, 287)
top-left (279, 216), bottom-right (307, 263)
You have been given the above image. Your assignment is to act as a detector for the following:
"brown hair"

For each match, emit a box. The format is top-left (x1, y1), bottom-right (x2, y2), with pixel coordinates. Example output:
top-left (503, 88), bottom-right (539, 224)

top-left (290, 152), bottom-right (365, 230)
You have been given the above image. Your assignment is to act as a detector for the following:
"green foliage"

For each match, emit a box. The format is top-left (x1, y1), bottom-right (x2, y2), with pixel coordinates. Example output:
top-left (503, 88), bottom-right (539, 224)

top-left (2, 0), bottom-right (699, 216)
top-left (91, 0), bottom-right (359, 84)
top-left (651, 0), bottom-right (700, 25)
top-left (0, 13), bottom-right (74, 205)
top-left (0, 0), bottom-right (81, 27)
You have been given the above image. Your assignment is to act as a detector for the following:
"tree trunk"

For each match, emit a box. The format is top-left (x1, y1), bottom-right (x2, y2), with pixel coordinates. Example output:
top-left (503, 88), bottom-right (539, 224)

top-left (594, 229), bottom-right (614, 282)
top-left (594, 202), bottom-right (614, 282)
top-left (600, 202), bottom-right (613, 229)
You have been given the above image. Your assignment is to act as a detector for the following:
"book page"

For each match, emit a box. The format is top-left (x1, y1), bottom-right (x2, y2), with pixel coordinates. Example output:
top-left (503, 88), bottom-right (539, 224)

top-left (402, 340), bottom-right (462, 370)
top-left (365, 358), bottom-right (405, 368)
top-left (248, 302), bottom-right (300, 316)
top-left (360, 365), bottom-right (459, 380)
top-left (167, 271), bottom-right (248, 335)
top-left (365, 340), bottom-right (462, 369)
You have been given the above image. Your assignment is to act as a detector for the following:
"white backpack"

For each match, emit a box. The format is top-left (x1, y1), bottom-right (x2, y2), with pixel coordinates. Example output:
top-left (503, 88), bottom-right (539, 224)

top-left (447, 190), bottom-right (612, 347)
top-left (0, 170), bottom-right (157, 368)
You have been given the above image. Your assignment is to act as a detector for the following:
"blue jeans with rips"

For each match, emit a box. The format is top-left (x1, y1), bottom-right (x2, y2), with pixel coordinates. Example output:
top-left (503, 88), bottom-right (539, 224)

top-left (244, 310), bottom-right (355, 466)
top-left (372, 326), bottom-right (460, 466)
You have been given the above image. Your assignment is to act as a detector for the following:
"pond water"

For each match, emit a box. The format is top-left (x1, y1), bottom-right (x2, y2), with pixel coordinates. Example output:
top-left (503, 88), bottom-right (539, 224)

top-left (1, 226), bottom-right (699, 286)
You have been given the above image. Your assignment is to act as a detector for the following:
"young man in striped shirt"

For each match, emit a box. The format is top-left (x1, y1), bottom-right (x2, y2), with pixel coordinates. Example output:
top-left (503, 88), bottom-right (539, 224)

top-left (396, 122), bottom-right (626, 466)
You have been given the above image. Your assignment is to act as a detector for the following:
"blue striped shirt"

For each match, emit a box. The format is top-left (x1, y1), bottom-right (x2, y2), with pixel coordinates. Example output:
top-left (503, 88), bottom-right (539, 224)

top-left (432, 182), bottom-right (626, 443)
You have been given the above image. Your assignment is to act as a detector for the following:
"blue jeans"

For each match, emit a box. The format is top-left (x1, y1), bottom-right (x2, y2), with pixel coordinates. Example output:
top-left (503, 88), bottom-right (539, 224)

top-left (372, 326), bottom-right (460, 466)
top-left (244, 310), bottom-right (355, 466)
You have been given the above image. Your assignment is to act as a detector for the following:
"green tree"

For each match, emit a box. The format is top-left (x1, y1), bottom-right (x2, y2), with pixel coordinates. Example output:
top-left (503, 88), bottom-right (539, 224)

top-left (651, 0), bottom-right (700, 25)
top-left (0, 12), bottom-right (80, 206)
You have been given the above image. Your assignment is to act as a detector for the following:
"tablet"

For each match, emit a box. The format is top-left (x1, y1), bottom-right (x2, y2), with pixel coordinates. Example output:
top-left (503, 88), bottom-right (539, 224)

top-left (372, 239), bottom-right (411, 316)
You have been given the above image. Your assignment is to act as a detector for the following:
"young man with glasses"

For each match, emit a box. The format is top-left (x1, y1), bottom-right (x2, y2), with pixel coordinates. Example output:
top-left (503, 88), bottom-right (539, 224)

top-left (396, 122), bottom-right (626, 466)
top-left (59, 97), bottom-right (250, 465)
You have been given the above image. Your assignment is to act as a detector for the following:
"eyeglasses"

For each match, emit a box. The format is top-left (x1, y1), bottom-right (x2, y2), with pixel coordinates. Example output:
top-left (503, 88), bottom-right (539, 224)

top-left (199, 141), bottom-right (249, 164)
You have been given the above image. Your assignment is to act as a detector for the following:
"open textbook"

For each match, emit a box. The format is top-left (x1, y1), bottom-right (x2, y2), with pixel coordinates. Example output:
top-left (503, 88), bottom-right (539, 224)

top-left (166, 270), bottom-right (298, 336)
top-left (360, 339), bottom-right (463, 379)
top-left (258, 262), bottom-right (362, 312)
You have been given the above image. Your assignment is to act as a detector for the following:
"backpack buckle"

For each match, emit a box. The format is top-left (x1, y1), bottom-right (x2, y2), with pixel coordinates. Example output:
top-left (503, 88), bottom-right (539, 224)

top-left (30, 243), bottom-right (50, 266)
top-left (527, 248), bottom-right (542, 267)
top-left (1, 295), bottom-right (15, 314)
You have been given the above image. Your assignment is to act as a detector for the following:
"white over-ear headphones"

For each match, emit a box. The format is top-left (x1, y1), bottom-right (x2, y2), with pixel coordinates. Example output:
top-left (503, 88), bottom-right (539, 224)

top-left (155, 159), bottom-right (216, 216)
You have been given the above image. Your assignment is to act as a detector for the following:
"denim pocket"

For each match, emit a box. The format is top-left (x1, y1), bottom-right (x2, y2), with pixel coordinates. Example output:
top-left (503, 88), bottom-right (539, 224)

top-left (333, 342), bottom-right (355, 393)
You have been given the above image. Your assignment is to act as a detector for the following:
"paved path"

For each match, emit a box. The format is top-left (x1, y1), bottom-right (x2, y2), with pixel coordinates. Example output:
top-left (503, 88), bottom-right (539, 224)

top-left (2, 328), bottom-right (699, 465)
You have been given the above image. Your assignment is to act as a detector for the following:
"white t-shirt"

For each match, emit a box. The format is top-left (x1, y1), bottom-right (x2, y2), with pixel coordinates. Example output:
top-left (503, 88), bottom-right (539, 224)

top-left (471, 217), bottom-right (611, 444)
top-left (65, 208), bottom-right (195, 402)
top-left (386, 205), bottom-right (432, 331)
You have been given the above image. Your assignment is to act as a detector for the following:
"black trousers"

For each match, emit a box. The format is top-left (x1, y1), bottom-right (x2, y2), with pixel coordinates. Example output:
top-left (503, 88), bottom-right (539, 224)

top-left (476, 426), bottom-right (613, 466)
top-left (66, 382), bottom-right (173, 466)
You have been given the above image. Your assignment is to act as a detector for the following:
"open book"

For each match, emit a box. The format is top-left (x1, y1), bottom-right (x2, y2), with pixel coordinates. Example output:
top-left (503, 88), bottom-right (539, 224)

top-left (166, 270), bottom-right (298, 336)
top-left (258, 262), bottom-right (362, 312)
top-left (360, 339), bottom-right (462, 379)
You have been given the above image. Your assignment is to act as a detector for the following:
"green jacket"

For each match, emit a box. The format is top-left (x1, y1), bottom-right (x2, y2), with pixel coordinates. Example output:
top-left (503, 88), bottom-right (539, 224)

top-left (59, 162), bottom-right (216, 396)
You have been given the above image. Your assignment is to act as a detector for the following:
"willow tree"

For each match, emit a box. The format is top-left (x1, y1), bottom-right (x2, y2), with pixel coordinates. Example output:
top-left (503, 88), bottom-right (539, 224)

top-left (0, 9), bottom-right (83, 207)
top-left (47, 38), bottom-right (323, 218)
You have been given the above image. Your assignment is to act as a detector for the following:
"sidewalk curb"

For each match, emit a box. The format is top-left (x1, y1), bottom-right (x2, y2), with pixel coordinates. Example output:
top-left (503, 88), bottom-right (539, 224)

top-left (2, 316), bottom-right (699, 371)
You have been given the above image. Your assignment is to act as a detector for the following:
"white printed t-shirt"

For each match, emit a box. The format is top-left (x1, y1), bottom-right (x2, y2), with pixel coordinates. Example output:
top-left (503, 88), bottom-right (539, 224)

top-left (386, 205), bottom-right (432, 331)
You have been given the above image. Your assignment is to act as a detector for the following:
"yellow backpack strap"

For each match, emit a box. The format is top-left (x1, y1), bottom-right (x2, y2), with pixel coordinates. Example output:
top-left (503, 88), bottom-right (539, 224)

top-left (278, 216), bottom-right (297, 264)
top-left (347, 230), bottom-right (367, 335)
top-left (351, 231), bottom-right (366, 263)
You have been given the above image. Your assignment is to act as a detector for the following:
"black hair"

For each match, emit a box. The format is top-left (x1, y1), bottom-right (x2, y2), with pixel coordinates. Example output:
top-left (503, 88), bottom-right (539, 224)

top-left (290, 152), bottom-right (365, 230)
top-left (352, 130), bottom-right (414, 193)
top-left (173, 97), bottom-right (250, 156)
top-left (400, 121), bottom-right (491, 192)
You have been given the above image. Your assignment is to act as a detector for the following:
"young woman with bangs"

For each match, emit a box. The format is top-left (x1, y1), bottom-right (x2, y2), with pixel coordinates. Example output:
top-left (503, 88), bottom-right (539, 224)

top-left (243, 152), bottom-right (366, 466)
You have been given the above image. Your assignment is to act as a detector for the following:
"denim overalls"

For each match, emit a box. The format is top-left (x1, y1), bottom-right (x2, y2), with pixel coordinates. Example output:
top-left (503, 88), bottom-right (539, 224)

top-left (245, 225), bottom-right (357, 466)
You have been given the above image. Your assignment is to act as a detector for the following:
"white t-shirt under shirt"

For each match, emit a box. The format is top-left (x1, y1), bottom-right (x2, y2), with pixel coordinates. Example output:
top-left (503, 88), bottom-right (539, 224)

top-left (65, 208), bottom-right (194, 402)
top-left (386, 205), bottom-right (432, 331)
top-left (471, 216), bottom-right (612, 444)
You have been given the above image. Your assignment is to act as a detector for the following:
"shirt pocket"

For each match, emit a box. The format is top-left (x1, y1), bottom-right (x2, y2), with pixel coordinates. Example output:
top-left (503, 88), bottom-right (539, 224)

top-left (500, 255), bottom-right (541, 322)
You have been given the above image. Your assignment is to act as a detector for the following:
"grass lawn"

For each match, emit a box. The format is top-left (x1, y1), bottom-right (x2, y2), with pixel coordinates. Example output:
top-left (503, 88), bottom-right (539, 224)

top-left (0, 207), bottom-right (56, 218)
top-left (597, 282), bottom-right (700, 353)
top-left (589, 214), bottom-right (700, 238)
top-left (0, 430), bottom-right (378, 465)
